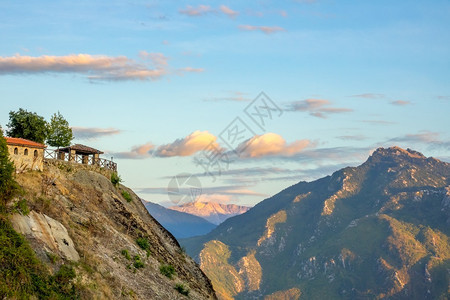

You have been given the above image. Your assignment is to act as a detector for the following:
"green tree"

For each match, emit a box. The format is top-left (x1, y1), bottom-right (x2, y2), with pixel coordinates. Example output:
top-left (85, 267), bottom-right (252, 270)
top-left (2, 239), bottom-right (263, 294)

top-left (46, 111), bottom-right (73, 148)
top-left (6, 108), bottom-right (47, 144)
top-left (0, 128), bottom-right (18, 208)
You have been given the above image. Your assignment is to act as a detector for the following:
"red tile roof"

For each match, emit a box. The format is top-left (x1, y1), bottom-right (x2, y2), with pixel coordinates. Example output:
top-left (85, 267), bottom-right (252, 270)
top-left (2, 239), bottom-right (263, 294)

top-left (5, 137), bottom-right (47, 149)
top-left (58, 144), bottom-right (103, 155)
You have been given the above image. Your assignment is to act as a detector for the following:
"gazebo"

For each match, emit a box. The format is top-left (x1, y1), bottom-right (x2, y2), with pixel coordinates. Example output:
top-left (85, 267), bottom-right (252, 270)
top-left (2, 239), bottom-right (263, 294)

top-left (57, 144), bottom-right (103, 165)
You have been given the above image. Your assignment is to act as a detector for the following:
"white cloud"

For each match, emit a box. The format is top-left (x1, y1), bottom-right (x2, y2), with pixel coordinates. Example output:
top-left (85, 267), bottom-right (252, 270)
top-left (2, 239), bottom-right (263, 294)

top-left (286, 99), bottom-right (353, 118)
top-left (350, 93), bottom-right (386, 99)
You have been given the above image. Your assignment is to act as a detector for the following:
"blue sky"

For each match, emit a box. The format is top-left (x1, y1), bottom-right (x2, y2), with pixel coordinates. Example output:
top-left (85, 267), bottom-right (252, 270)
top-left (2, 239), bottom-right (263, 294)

top-left (1, 0), bottom-right (449, 207)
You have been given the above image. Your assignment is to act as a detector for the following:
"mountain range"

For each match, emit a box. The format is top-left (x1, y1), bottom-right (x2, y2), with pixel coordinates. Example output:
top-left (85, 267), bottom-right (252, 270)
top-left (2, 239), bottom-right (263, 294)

top-left (142, 200), bottom-right (217, 239)
top-left (181, 147), bottom-right (450, 299)
top-left (169, 202), bottom-right (251, 225)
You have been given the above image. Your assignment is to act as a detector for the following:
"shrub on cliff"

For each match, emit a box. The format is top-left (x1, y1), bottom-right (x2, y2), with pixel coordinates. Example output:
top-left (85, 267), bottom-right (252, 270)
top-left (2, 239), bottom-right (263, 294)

top-left (0, 128), bottom-right (18, 209)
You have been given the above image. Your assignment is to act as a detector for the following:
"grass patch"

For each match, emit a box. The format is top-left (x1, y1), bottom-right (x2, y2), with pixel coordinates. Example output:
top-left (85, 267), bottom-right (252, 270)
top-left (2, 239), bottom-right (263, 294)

top-left (110, 172), bottom-right (122, 187)
top-left (35, 196), bottom-right (51, 211)
top-left (121, 249), bottom-right (131, 260)
top-left (121, 190), bottom-right (132, 203)
top-left (13, 198), bottom-right (30, 215)
top-left (133, 255), bottom-right (144, 269)
top-left (174, 283), bottom-right (189, 296)
top-left (136, 237), bottom-right (151, 257)
top-left (46, 251), bottom-right (60, 264)
top-left (160, 264), bottom-right (176, 279)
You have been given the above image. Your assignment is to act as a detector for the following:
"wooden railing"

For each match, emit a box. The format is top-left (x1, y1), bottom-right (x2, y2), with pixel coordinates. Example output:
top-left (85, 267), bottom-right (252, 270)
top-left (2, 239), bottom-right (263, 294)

top-left (44, 149), bottom-right (117, 172)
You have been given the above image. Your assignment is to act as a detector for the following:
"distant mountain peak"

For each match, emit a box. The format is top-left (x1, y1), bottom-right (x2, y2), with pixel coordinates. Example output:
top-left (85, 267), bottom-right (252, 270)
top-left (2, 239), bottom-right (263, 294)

top-left (169, 201), bottom-right (251, 225)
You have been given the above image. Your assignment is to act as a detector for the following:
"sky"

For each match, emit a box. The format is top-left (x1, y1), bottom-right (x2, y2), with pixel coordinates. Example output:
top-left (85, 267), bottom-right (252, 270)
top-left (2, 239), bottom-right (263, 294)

top-left (1, 0), bottom-right (449, 207)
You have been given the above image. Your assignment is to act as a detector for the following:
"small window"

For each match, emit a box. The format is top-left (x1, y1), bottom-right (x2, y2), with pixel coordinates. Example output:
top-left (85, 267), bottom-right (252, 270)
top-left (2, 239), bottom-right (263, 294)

top-left (24, 149), bottom-right (28, 156)
top-left (34, 150), bottom-right (38, 157)
top-left (14, 147), bottom-right (18, 155)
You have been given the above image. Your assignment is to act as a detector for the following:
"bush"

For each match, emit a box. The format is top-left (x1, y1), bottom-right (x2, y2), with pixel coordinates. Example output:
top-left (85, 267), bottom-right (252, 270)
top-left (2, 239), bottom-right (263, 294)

top-left (174, 283), bottom-right (189, 296)
top-left (121, 190), bottom-right (132, 202)
top-left (14, 199), bottom-right (30, 216)
top-left (0, 129), bottom-right (18, 209)
top-left (121, 249), bottom-right (131, 260)
top-left (53, 265), bottom-right (77, 296)
top-left (160, 264), bottom-right (176, 279)
top-left (133, 255), bottom-right (144, 269)
top-left (136, 237), bottom-right (151, 257)
top-left (110, 172), bottom-right (122, 187)
top-left (136, 237), bottom-right (150, 253)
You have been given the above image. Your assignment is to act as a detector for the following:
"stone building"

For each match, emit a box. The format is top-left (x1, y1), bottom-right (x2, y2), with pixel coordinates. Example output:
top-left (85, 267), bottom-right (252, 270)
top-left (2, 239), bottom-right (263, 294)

top-left (6, 137), bottom-right (47, 172)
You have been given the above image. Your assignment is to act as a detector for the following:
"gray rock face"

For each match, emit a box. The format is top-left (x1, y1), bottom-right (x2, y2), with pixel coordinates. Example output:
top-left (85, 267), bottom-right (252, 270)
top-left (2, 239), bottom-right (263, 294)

top-left (11, 210), bottom-right (80, 261)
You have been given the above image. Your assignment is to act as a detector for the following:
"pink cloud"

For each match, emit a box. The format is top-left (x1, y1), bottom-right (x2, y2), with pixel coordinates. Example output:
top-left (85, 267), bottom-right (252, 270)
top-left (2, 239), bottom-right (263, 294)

top-left (219, 5), bottom-right (239, 18)
top-left (179, 5), bottom-right (213, 16)
top-left (0, 52), bottom-right (202, 81)
top-left (154, 130), bottom-right (220, 157)
top-left (112, 143), bottom-right (155, 159)
top-left (238, 25), bottom-right (286, 34)
top-left (391, 100), bottom-right (411, 106)
top-left (237, 133), bottom-right (311, 158)
top-left (177, 67), bottom-right (205, 74)
top-left (138, 51), bottom-right (168, 67)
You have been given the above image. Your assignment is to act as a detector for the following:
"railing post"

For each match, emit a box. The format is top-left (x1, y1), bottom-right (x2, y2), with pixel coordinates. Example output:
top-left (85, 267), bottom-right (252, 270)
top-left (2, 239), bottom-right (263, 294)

top-left (69, 150), bottom-right (76, 162)
top-left (58, 152), bottom-right (65, 160)
top-left (93, 153), bottom-right (99, 166)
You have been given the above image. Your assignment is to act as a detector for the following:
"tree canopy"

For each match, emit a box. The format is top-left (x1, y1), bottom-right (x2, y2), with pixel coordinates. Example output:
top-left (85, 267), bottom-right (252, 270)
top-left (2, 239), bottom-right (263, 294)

top-left (0, 128), bottom-right (18, 208)
top-left (6, 109), bottom-right (47, 144)
top-left (46, 111), bottom-right (74, 148)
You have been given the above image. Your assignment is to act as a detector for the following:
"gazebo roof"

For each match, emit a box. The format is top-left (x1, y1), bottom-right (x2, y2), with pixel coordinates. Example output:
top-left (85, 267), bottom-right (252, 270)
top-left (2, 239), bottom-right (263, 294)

top-left (58, 144), bottom-right (104, 155)
top-left (6, 137), bottom-right (47, 149)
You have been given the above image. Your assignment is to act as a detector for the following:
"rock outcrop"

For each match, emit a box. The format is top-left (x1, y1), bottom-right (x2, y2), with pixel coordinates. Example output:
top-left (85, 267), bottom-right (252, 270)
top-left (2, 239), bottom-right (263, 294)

top-left (11, 211), bottom-right (80, 261)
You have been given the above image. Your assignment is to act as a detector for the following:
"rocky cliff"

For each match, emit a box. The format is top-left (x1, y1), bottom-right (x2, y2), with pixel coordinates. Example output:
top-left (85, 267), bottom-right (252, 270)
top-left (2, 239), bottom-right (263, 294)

top-left (6, 160), bottom-right (217, 299)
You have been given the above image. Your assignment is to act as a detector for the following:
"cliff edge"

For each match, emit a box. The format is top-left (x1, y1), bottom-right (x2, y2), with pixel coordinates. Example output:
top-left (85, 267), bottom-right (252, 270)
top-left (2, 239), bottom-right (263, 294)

top-left (8, 160), bottom-right (217, 299)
